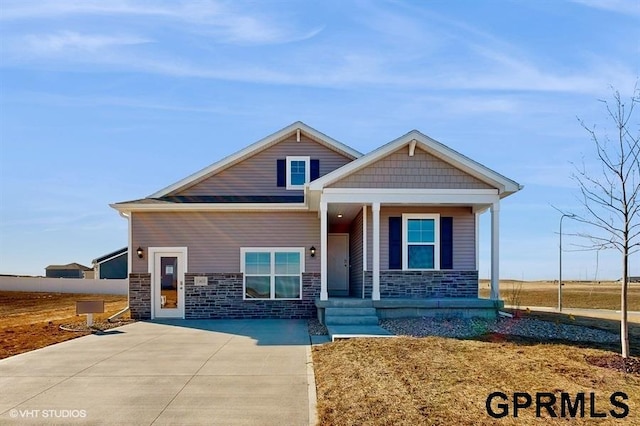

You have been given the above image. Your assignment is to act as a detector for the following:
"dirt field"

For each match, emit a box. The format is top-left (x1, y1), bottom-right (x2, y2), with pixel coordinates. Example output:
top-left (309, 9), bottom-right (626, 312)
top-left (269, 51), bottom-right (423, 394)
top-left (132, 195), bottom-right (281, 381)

top-left (479, 280), bottom-right (640, 310)
top-left (0, 291), bottom-right (129, 359)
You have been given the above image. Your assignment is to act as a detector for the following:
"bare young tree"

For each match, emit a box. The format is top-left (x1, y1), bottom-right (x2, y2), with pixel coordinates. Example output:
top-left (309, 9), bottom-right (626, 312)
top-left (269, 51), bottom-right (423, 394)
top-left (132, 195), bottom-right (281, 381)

top-left (569, 86), bottom-right (639, 358)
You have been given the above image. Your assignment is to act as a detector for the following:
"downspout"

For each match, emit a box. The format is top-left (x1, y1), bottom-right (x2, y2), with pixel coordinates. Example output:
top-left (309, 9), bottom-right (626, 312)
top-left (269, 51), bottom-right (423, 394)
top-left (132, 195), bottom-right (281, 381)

top-left (108, 211), bottom-right (131, 322)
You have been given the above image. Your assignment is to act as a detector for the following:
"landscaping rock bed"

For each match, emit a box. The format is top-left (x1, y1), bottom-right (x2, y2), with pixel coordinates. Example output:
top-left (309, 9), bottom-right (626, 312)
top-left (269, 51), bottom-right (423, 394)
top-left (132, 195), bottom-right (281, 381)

top-left (308, 318), bottom-right (328, 335)
top-left (380, 317), bottom-right (620, 344)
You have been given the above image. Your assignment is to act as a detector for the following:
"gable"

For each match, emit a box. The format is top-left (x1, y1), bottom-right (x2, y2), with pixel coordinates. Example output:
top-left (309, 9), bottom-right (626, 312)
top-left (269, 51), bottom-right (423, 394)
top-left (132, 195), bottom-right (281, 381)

top-left (328, 146), bottom-right (494, 190)
top-left (172, 133), bottom-right (354, 197)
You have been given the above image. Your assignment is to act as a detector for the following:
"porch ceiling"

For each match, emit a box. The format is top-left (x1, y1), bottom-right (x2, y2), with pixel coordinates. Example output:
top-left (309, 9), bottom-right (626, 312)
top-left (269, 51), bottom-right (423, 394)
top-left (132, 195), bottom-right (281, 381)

top-left (327, 203), bottom-right (362, 226)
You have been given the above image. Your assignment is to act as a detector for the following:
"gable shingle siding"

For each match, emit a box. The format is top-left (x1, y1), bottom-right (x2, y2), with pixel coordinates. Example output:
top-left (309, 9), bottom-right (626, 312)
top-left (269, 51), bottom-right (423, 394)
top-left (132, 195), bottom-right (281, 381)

top-left (329, 146), bottom-right (493, 190)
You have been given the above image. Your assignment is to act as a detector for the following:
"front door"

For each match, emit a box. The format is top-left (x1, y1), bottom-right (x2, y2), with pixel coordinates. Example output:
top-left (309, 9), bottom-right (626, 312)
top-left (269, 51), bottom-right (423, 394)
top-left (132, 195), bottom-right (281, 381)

top-left (328, 234), bottom-right (349, 297)
top-left (152, 249), bottom-right (186, 318)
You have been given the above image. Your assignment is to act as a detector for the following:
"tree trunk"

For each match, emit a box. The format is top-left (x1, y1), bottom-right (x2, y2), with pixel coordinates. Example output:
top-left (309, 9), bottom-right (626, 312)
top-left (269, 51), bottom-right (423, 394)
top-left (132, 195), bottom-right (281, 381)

top-left (621, 250), bottom-right (629, 358)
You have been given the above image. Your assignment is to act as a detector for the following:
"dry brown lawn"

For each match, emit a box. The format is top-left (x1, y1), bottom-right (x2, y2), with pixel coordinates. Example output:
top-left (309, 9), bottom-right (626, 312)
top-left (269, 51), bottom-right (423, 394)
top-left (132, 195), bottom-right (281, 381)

top-left (479, 280), bottom-right (640, 310)
top-left (0, 291), bottom-right (129, 359)
top-left (313, 337), bottom-right (640, 425)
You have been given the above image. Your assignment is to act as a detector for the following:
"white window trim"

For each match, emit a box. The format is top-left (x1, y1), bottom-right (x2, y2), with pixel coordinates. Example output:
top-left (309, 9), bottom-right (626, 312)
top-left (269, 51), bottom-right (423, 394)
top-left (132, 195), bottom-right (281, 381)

top-left (286, 156), bottom-right (310, 190)
top-left (240, 247), bottom-right (305, 300)
top-left (402, 214), bottom-right (440, 270)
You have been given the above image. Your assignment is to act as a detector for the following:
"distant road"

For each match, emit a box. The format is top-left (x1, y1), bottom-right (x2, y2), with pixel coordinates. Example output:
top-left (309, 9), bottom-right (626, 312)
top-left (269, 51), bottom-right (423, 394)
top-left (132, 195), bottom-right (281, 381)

top-left (506, 306), bottom-right (640, 323)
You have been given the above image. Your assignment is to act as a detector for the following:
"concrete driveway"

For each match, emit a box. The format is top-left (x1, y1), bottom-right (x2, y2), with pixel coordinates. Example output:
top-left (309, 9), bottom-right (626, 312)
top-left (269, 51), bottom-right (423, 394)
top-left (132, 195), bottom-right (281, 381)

top-left (0, 320), bottom-right (315, 425)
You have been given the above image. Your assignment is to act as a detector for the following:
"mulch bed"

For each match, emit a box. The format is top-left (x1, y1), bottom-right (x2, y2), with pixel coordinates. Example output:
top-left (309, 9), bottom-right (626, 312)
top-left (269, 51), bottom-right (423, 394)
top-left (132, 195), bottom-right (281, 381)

top-left (585, 354), bottom-right (640, 374)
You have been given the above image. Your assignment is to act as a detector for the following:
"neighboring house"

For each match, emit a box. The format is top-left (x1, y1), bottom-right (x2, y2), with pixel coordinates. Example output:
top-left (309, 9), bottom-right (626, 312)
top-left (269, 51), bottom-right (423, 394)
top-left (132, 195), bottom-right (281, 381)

top-left (92, 247), bottom-right (128, 279)
top-left (45, 263), bottom-right (92, 279)
top-left (112, 122), bottom-right (521, 320)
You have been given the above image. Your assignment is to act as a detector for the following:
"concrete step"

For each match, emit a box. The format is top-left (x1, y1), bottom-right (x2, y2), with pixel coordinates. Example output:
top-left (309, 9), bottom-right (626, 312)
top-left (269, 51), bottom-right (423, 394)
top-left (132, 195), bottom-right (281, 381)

top-left (325, 307), bottom-right (377, 317)
top-left (327, 325), bottom-right (394, 341)
top-left (318, 299), bottom-right (373, 308)
top-left (325, 315), bottom-right (380, 326)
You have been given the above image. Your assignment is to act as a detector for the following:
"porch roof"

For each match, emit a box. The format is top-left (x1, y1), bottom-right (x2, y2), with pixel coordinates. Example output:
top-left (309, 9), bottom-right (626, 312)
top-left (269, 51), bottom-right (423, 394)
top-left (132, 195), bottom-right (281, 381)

top-left (308, 129), bottom-right (522, 197)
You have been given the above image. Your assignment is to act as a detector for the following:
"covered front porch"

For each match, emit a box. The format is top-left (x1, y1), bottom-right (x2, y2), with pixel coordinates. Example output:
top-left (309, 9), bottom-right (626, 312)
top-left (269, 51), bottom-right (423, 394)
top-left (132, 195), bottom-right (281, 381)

top-left (303, 131), bottom-right (521, 323)
top-left (314, 190), bottom-right (502, 297)
top-left (311, 189), bottom-right (504, 323)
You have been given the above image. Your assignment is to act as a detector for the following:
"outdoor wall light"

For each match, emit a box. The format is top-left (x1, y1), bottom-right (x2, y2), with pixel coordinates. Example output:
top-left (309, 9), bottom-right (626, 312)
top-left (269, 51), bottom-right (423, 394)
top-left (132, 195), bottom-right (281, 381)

top-left (136, 247), bottom-right (144, 259)
top-left (310, 246), bottom-right (316, 257)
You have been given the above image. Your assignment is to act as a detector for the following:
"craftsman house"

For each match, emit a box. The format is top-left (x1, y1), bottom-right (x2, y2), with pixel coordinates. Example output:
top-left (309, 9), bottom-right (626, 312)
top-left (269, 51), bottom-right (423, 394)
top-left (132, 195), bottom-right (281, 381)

top-left (111, 122), bottom-right (521, 320)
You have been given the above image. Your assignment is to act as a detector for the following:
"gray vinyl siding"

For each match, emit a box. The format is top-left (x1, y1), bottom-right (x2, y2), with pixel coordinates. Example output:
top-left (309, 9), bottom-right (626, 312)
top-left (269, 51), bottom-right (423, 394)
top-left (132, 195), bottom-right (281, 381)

top-left (365, 206), bottom-right (476, 271)
top-left (131, 211), bottom-right (320, 273)
top-left (349, 209), bottom-right (364, 297)
top-left (329, 146), bottom-right (493, 190)
top-left (452, 213), bottom-right (476, 271)
top-left (174, 134), bottom-right (353, 196)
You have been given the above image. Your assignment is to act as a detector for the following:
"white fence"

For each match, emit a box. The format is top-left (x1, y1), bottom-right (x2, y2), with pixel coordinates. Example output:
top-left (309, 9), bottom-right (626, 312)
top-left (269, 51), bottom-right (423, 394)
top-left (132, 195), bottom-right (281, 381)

top-left (0, 277), bottom-right (128, 295)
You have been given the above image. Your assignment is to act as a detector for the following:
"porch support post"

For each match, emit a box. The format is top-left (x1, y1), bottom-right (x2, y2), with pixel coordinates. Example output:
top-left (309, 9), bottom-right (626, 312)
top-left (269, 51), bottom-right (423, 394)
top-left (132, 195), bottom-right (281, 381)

top-left (372, 202), bottom-right (381, 301)
top-left (362, 205), bottom-right (367, 299)
top-left (475, 212), bottom-right (480, 271)
top-left (320, 201), bottom-right (328, 301)
top-left (490, 201), bottom-right (500, 300)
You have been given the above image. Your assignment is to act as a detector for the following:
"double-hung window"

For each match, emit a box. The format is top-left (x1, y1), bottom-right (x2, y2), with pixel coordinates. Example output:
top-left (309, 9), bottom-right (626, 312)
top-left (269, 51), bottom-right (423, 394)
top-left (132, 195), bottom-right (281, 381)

top-left (402, 214), bottom-right (440, 270)
top-left (241, 248), bottom-right (304, 299)
top-left (286, 156), bottom-right (310, 189)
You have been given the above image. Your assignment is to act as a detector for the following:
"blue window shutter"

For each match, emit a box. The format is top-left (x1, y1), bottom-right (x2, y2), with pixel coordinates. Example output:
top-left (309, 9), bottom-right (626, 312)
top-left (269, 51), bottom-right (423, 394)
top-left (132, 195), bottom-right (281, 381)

top-left (277, 159), bottom-right (286, 187)
top-left (389, 217), bottom-right (402, 269)
top-left (440, 217), bottom-right (453, 269)
top-left (310, 159), bottom-right (320, 181)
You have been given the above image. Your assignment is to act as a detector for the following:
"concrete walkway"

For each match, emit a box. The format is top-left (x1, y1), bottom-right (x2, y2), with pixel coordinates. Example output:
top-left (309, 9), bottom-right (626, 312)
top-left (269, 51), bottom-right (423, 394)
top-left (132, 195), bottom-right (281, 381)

top-left (0, 320), bottom-right (315, 425)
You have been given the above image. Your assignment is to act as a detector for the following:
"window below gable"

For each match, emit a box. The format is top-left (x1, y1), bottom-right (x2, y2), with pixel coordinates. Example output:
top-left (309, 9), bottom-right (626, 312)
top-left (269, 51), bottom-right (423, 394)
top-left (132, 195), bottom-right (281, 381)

top-left (286, 156), bottom-right (310, 190)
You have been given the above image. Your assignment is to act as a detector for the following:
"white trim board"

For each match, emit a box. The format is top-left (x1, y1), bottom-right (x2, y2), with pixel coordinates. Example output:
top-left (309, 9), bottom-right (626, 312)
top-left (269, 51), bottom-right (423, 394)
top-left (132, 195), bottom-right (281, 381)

top-left (320, 192), bottom-right (500, 205)
top-left (111, 202), bottom-right (308, 213)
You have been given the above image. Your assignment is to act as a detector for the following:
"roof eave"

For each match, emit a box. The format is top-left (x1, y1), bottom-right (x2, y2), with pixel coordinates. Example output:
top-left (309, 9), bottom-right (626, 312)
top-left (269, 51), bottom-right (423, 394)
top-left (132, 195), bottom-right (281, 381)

top-left (110, 202), bottom-right (309, 213)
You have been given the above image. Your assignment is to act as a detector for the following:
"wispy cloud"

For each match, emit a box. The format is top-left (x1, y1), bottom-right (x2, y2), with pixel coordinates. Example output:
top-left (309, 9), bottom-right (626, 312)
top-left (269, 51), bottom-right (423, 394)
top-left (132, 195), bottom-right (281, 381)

top-left (22, 31), bottom-right (150, 53)
top-left (0, 0), bottom-right (323, 45)
top-left (0, 1), bottom-right (635, 94)
top-left (569, 0), bottom-right (640, 16)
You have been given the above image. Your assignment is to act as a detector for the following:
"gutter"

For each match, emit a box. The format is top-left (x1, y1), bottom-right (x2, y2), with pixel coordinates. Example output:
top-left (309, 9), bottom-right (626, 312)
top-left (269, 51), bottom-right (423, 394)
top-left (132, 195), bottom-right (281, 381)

top-left (108, 211), bottom-right (131, 322)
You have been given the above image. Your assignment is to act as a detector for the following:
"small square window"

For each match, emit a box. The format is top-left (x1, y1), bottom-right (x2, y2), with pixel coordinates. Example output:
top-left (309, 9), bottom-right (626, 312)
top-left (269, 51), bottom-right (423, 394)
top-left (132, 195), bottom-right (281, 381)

top-left (286, 156), bottom-right (310, 189)
top-left (290, 161), bottom-right (306, 186)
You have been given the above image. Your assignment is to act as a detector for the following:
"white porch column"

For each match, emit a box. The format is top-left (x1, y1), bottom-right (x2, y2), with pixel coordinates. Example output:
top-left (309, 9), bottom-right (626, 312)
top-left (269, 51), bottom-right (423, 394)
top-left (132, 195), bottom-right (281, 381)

top-left (372, 202), bottom-right (381, 301)
top-left (490, 201), bottom-right (500, 300)
top-left (475, 212), bottom-right (480, 271)
top-left (320, 201), bottom-right (328, 301)
top-left (362, 205), bottom-right (367, 299)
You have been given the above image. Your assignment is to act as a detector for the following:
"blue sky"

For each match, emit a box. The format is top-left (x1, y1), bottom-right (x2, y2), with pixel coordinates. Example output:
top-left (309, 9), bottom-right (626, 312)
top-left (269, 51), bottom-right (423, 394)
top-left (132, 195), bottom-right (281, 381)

top-left (0, 0), bottom-right (638, 279)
